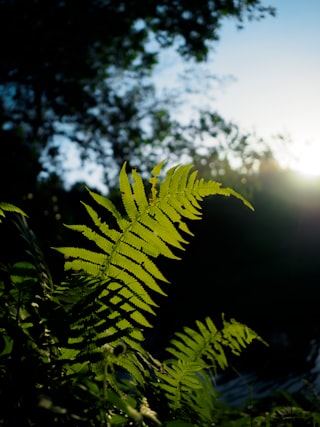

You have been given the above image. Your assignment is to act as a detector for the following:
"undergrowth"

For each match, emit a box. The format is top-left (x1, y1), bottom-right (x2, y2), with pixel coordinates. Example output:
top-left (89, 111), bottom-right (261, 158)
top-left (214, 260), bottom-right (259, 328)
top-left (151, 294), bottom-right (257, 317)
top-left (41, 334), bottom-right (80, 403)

top-left (0, 161), bottom-right (319, 426)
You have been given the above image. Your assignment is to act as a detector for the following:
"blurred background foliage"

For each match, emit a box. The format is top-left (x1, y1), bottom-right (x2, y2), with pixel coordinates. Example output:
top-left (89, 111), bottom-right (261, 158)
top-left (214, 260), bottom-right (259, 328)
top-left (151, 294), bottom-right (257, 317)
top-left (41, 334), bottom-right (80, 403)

top-left (0, 0), bottom-right (276, 193)
top-left (0, 0), bottom-right (277, 257)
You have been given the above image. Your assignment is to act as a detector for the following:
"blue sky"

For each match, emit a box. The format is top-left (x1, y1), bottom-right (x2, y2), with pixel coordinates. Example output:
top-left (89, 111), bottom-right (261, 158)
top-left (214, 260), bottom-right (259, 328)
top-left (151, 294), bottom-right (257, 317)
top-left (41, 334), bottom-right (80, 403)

top-left (153, 0), bottom-right (320, 176)
top-left (204, 0), bottom-right (320, 175)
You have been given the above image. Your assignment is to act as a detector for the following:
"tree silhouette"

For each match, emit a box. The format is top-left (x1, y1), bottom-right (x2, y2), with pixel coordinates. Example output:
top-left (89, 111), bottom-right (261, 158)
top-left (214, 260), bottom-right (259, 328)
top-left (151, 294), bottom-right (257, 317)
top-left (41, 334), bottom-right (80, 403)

top-left (0, 0), bottom-right (276, 188)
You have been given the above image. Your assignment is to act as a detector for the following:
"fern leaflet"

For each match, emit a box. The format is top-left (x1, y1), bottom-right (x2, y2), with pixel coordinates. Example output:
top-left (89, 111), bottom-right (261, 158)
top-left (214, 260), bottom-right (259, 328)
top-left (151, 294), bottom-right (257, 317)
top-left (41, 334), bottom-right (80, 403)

top-left (0, 201), bottom-right (27, 222)
top-left (156, 315), bottom-right (266, 422)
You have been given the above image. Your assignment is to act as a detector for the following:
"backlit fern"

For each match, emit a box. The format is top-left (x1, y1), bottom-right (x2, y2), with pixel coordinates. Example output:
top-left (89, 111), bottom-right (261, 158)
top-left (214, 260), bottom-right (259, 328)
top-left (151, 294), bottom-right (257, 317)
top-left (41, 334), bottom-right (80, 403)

top-left (0, 201), bottom-right (27, 222)
top-left (54, 161), bottom-right (253, 351)
top-left (157, 315), bottom-right (266, 425)
top-left (1, 161), bottom-right (268, 426)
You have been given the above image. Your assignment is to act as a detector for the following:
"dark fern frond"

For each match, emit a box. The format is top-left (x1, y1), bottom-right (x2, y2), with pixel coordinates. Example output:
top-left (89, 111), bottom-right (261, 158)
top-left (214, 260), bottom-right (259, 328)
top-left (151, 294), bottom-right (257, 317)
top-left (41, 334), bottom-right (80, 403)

top-left (54, 275), bottom-right (145, 367)
top-left (0, 217), bottom-right (61, 372)
top-left (14, 216), bottom-right (53, 296)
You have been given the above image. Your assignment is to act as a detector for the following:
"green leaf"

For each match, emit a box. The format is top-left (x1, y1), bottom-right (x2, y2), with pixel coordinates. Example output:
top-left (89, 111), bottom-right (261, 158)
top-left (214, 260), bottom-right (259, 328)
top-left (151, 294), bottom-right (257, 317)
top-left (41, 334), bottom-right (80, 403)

top-left (53, 160), bottom-right (255, 392)
top-left (0, 202), bottom-right (28, 221)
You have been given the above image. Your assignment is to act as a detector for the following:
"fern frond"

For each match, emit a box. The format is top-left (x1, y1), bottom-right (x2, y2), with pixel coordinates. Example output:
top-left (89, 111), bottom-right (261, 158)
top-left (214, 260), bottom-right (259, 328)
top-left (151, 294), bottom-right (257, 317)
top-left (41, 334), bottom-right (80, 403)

top-left (54, 160), bottom-right (253, 358)
top-left (166, 315), bottom-right (264, 373)
top-left (13, 216), bottom-right (54, 297)
top-left (157, 315), bottom-right (265, 419)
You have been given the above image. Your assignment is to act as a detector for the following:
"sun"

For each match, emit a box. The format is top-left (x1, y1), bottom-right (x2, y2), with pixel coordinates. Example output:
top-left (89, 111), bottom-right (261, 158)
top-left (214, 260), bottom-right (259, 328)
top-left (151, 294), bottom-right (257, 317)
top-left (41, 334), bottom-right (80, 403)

top-left (287, 139), bottom-right (320, 178)
top-left (295, 153), bottom-right (320, 178)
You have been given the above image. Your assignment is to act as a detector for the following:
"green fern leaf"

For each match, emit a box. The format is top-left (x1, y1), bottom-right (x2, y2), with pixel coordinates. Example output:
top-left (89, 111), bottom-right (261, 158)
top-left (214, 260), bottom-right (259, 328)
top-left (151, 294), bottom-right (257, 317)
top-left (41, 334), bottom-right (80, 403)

top-left (149, 159), bottom-right (166, 203)
top-left (55, 160), bottom-right (254, 374)
top-left (0, 201), bottom-right (27, 221)
top-left (157, 315), bottom-right (265, 415)
top-left (132, 168), bottom-right (149, 212)
top-left (66, 223), bottom-right (115, 253)
top-left (85, 187), bottom-right (129, 231)
top-left (80, 202), bottom-right (122, 242)
top-left (120, 162), bottom-right (139, 221)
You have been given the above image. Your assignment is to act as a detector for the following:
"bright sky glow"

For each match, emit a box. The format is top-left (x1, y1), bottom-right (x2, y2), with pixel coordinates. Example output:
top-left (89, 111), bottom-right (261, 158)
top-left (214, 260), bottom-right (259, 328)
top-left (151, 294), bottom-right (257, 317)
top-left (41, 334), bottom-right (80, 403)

top-left (209, 0), bottom-right (320, 176)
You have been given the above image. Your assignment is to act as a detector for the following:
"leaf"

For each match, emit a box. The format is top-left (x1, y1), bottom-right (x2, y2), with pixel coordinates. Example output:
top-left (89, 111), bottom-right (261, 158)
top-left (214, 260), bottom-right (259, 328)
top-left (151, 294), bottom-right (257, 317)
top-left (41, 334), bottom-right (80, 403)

top-left (0, 201), bottom-right (27, 222)
top-left (120, 162), bottom-right (138, 221)
top-left (53, 160), bottom-right (255, 392)
top-left (159, 314), bottom-right (265, 415)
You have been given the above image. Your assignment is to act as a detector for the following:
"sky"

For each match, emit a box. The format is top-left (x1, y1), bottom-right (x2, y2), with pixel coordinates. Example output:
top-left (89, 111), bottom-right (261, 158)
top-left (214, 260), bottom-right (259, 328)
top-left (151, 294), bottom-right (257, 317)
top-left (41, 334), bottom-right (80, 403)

top-left (152, 0), bottom-right (320, 177)
top-left (64, 0), bottom-right (320, 192)
top-left (198, 0), bottom-right (320, 176)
